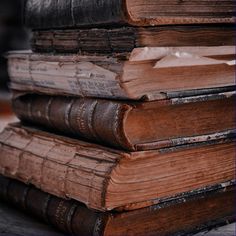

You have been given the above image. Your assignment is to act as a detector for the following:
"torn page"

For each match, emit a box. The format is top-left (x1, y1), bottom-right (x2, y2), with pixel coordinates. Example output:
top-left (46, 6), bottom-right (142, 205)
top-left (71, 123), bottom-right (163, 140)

top-left (154, 52), bottom-right (235, 68)
top-left (129, 46), bottom-right (234, 62)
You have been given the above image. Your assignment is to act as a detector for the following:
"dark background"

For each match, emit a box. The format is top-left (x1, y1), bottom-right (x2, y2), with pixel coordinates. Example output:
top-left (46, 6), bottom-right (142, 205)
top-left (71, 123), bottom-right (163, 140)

top-left (0, 0), bottom-right (29, 91)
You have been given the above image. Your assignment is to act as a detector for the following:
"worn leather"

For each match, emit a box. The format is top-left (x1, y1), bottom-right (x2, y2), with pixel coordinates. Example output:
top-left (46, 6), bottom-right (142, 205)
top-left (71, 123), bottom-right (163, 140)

top-left (25, 0), bottom-right (125, 29)
top-left (0, 175), bottom-right (108, 236)
top-left (13, 94), bottom-right (134, 150)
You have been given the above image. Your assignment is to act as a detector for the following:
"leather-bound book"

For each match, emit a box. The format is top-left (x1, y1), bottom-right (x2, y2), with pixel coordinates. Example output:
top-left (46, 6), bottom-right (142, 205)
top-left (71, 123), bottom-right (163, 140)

top-left (0, 123), bottom-right (235, 211)
top-left (25, 0), bottom-right (235, 29)
top-left (0, 175), bottom-right (235, 236)
top-left (31, 25), bottom-right (235, 54)
top-left (8, 46), bottom-right (235, 100)
top-left (12, 92), bottom-right (235, 151)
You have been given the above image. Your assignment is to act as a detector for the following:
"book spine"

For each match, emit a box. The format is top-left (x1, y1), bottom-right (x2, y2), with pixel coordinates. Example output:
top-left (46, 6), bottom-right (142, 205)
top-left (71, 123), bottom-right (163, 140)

top-left (25, 0), bottom-right (126, 29)
top-left (12, 95), bottom-right (134, 150)
top-left (0, 175), bottom-right (108, 236)
top-left (32, 27), bottom-right (136, 53)
top-left (0, 123), bottom-right (120, 211)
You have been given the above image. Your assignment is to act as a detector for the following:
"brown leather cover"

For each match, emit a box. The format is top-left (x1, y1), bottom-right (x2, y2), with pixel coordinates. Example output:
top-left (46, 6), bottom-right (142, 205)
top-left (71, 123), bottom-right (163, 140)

top-left (13, 94), bottom-right (133, 150)
top-left (0, 175), bottom-right (235, 236)
top-left (0, 123), bottom-right (122, 211)
top-left (12, 92), bottom-right (236, 151)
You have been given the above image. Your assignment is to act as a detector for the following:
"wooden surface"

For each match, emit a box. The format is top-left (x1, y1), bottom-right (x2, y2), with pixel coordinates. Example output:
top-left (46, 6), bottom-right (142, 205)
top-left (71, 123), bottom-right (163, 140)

top-left (0, 202), bottom-right (234, 236)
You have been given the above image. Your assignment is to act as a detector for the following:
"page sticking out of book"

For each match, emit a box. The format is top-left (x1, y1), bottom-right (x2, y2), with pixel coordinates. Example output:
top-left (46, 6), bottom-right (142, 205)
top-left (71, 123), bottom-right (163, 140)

top-left (7, 46), bottom-right (235, 101)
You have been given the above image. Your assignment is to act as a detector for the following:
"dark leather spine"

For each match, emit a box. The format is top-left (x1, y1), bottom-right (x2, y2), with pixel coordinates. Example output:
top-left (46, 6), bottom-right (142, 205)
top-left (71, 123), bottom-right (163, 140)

top-left (0, 175), bottom-right (108, 236)
top-left (25, 0), bottom-right (126, 29)
top-left (12, 95), bottom-right (134, 150)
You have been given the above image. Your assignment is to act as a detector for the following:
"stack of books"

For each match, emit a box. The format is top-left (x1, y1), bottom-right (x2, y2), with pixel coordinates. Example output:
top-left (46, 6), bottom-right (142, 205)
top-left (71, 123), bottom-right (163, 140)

top-left (1, 1), bottom-right (235, 235)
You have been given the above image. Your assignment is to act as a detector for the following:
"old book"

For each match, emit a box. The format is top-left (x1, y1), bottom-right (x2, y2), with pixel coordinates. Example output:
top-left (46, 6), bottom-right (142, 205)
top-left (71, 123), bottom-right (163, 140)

top-left (0, 175), bottom-right (235, 236)
top-left (8, 46), bottom-right (235, 100)
top-left (0, 123), bottom-right (235, 211)
top-left (12, 92), bottom-right (236, 151)
top-left (32, 25), bottom-right (235, 53)
top-left (25, 0), bottom-right (235, 29)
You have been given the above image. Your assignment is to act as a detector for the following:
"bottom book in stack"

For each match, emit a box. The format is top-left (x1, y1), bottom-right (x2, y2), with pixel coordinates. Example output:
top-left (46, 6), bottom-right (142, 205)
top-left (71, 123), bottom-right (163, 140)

top-left (0, 123), bottom-right (235, 235)
top-left (0, 175), bottom-right (234, 236)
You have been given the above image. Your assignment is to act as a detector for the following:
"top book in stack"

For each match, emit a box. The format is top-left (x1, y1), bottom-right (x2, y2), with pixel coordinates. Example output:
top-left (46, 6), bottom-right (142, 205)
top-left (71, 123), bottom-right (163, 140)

top-left (25, 0), bottom-right (235, 29)
top-left (27, 1), bottom-right (235, 53)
